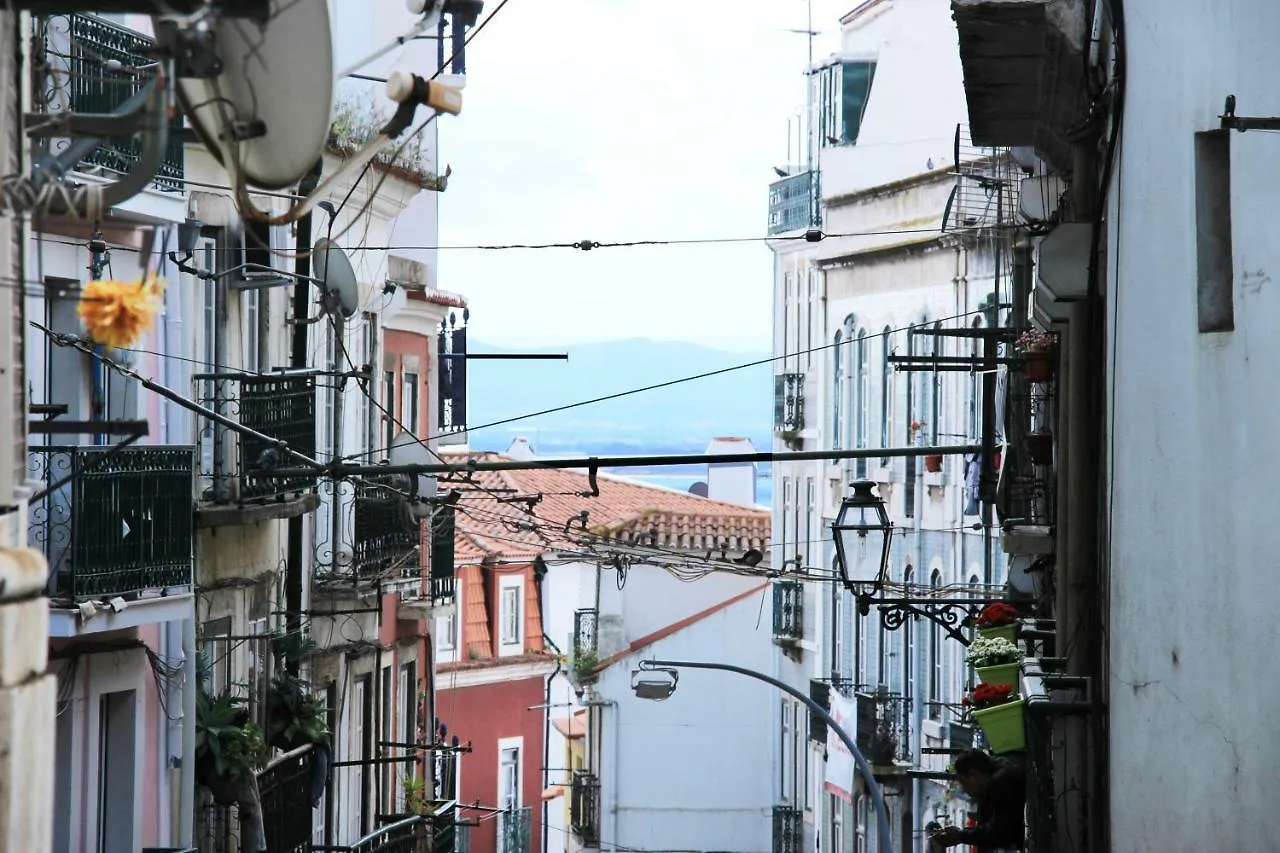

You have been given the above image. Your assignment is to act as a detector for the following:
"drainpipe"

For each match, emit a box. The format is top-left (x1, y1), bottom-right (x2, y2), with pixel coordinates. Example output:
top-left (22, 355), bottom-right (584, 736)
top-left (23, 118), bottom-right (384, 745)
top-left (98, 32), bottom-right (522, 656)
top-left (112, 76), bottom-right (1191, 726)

top-left (180, 611), bottom-right (197, 846)
top-left (541, 632), bottom-right (562, 853)
top-left (287, 157), bottom-right (324, 675)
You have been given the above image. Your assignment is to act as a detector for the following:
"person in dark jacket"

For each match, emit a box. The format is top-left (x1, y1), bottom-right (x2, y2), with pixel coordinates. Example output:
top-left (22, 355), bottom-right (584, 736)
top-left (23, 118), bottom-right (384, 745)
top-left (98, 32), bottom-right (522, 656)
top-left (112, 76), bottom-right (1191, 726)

top-left (929, 750), bottom-right (1025, 851)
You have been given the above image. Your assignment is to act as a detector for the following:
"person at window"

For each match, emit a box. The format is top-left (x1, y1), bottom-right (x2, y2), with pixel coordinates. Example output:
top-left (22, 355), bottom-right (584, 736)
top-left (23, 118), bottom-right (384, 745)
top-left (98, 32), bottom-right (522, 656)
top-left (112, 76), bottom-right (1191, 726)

top-left (929, 749), bottom-right (1025, 851)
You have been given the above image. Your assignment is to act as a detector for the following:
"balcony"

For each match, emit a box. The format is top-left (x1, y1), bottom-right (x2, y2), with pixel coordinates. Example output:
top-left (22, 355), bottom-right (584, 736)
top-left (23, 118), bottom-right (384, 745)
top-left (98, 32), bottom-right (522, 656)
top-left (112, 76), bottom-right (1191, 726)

top-left (195, 372), bottom-right (320, 527)
top-left (767, 171), bottom-right (819, 235)
top-left (259, 744), bottom-right (315, 853)
top-left (498, 806), bottom-right (532, 853)
top-left (772, 580), bottom-right (803, 644)
top-left (855, 689), bottom-right (912, 770)
top-left (27, 445), bottom-right (196, 600)
top-left (437, 317), bottom-right (467, 444)
top-left (430, 503), bottom-right (457, 602)
top-left (42, 13), bottom-right (185, 191)
top-left (570, 772), bottom-right (600, 844)
top-left (772, 806), bottom-right (802, 853)
top-left (353, 481), bottom-right (420, 578)
top-left (773, 373), bottom-right (805, 435)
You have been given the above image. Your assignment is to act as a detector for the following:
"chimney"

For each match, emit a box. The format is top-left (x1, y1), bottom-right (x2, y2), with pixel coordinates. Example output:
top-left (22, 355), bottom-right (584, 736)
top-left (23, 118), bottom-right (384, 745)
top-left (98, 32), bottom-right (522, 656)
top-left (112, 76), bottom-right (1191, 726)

top-left (507, 437), bottom-right (536, 460)
top-left (704, 437), bottom-right (757, 507)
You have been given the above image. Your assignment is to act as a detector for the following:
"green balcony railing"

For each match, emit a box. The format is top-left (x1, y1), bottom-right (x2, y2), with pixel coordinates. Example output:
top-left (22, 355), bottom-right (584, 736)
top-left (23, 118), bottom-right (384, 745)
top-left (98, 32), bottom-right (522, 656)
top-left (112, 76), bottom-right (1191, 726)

top-left (353, 481), bottom-right (420, 578)
top-left (772, 806), bottom-right (802, 853)
top-left (55, 14), bottom-right (185, 191)
top-left (27, 445), bottom-right (196, 599)
top-left (498, 807), bottom-right (532, 853)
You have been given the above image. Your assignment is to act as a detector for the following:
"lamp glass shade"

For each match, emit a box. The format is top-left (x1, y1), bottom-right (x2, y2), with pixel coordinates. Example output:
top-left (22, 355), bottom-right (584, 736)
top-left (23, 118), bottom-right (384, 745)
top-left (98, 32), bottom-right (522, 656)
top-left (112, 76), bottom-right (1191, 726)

top-left (832, 480), bottom-right (892, 587)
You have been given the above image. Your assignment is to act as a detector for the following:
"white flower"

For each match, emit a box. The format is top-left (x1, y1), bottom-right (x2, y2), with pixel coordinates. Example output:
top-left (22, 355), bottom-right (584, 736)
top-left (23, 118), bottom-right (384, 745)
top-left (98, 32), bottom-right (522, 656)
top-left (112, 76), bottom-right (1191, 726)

top-left (965, 636), bottom-right (1023, 668)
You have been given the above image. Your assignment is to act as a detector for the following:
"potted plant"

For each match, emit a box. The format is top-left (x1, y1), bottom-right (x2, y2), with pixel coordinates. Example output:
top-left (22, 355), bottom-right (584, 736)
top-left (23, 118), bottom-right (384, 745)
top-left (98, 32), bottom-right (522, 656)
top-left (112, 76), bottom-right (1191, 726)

top-left (975, 602), bottom-right (1019, 643)
top-left (1026, 432), bottom-right (1054, 465)
top-left (195, 689), bottom-right (269, 851)
top-left (909, 420), bottom-right (927, 445)
top-left (1015, 328), bottom-right (1055, 382)
top-left (924, 454), bottom-right (944, 473)
top-left (572, 646), bottom-right (601, 683)
top-left (965, 636), bottom-right (1023, 687)
top-left (868, 719), bottom-right (899, 770)
top-left (963, 683), bottom-right (1026, 753)
top-left (265, 671), bottom-right (333, 807)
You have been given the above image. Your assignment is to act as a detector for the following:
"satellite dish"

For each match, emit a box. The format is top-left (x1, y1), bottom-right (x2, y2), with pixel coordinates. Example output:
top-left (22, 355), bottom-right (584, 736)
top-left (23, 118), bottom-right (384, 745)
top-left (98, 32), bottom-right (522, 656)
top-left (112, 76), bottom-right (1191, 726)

top-left (312, 238), bottom-right (360, 319)
top-left (389, 430), bottom-right (437, 520)
top-left (171, 0), bottom-right (334, 190)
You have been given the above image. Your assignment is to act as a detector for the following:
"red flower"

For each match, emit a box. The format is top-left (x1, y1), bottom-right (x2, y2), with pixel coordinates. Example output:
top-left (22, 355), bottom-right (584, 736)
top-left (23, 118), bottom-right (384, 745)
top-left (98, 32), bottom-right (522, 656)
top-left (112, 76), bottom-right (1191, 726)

top-left (976, 602), bottom-right (1019, 628)
top-left (967, 683), bottom-right (1016, 709)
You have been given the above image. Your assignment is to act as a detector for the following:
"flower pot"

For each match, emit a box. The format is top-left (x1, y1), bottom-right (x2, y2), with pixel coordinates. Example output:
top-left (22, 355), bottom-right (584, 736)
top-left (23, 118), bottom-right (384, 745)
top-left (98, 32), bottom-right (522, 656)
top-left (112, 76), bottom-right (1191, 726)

top-left (1023, 350), bottom-right (1053, 383)
top-left (974, 662), bottom-right (1020, 688)
top-left (977, 623), bottom-right (1017, 644)
top-left (1026, 433), bottom-right (1053, 465)
top-left (924, 454), bottom-right (943, 473)
top-left (971, 698), bottom-right (1026, 753)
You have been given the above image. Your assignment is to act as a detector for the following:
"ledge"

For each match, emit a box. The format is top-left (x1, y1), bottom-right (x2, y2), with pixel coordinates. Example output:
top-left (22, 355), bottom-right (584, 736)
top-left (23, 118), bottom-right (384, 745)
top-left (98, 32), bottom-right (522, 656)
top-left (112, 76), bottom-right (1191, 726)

top-left (196, 492), bottom-right (319, 528)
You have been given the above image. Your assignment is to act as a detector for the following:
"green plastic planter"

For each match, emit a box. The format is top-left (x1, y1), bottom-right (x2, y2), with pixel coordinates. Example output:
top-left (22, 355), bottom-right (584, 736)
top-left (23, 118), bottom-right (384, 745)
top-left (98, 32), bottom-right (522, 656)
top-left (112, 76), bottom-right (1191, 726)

top-left (971, 698), bottom-right (1026, 753)
top-left (974, 662), bottom-right (1020, 687)
top-left (977, 624), bottom-right (1017, 644)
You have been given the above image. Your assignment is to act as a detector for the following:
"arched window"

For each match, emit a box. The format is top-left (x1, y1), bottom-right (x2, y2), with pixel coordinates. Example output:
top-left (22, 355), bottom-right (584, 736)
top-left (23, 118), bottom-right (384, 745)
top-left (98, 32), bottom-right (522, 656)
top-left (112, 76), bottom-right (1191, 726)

top-left (880, 325), bottom-right (893, 465)
top-left (928, 569), bottom-right (942, 718)
top-left (855, 328), bottom-right (868, 477)
top-left (832, 331), bottom-right (844, 449)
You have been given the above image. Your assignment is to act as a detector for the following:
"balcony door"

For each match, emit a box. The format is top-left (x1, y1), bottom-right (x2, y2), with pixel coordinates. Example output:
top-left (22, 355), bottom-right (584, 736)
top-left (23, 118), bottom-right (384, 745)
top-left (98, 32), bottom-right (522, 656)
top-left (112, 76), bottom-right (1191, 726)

top-left (98, 690), bottom-right (136, 853)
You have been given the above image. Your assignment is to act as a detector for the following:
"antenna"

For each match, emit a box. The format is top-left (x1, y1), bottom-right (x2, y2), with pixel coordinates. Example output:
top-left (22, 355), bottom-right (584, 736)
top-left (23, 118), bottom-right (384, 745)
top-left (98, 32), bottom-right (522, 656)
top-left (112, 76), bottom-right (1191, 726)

top-left (171, 0), bottom-right (335, 190)
top-left (312, 238), bottom-right (360, 319)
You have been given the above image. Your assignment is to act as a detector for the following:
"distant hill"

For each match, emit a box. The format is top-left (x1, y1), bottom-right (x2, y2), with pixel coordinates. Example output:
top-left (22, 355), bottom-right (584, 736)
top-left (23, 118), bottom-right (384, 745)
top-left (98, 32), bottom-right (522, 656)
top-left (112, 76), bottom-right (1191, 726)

top-left (462, 338), bottom-right (771, 456)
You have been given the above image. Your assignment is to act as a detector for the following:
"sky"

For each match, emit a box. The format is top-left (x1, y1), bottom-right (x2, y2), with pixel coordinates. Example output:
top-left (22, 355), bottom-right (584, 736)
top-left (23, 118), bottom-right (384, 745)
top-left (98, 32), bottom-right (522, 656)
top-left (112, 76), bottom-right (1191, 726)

top-left (438, 0), bottom-right (849, 352)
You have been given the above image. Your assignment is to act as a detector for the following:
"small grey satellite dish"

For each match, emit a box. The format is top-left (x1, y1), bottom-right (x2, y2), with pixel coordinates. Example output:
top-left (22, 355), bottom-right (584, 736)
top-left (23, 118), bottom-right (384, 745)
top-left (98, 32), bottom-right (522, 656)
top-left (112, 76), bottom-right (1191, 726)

top-left (312, 238), bottom-right (360, 319)
top-left (170, 0), bottom-right (334, 190)
top-left (389, 430), bottom-right (437, 521)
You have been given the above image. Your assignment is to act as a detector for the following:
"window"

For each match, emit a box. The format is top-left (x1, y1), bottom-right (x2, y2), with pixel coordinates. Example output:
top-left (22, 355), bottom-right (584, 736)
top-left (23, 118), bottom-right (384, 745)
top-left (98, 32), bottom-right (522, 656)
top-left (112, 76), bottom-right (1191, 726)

top-left (498, 739), bottom-right (521, 811)
top-left (791, 699), bottom-right (804, 806)
top-left (396, 662), bottom-right (416, 810)
top-left (780, 699), bottom-right (792, 802)
top-left (928, 569), bottom-right (942, 718)
top-left (805, 478), bottom-right (816, 566)
top-left (383, 370), bottom-right (396, 450)
top-left (816, 59), bottom-right (878, 146)
top-left (438, 603), bottom-right (457, 650)
top-left (243, 288), bottom-right (262, 373)
top-left (402, 372), bottom-right (420, 434)
top-left (879, 326), bottom-right (893, 465)
top-left (903, 566), bottom-right (916, 704)
top-left (499, 579), bottom-right (522, 649)
top-left (930, 322), bottom-right (943, 444)
top-left (904, 324), bottom-right (919, 518)
top-left (381, 665), bottom-right (393, 814)
top-left (831, 332), bottom-right (844, 450)
top-left (855, 328), bottom-right (868, 477)
top-left (829, 794), bottom-right (845, 853)
top-left (1195, 129), bottom-right (1234, 332)
top-left (807, 269), bottom-right (819, 368)
top-left (832, 577), bottom-right (845, 682)
top-left (361, 314), bottom-right (378, 456)
top-left (968, 318), bottom-right (982, 440)
top-left (781, 479), bottom-right (792, 567)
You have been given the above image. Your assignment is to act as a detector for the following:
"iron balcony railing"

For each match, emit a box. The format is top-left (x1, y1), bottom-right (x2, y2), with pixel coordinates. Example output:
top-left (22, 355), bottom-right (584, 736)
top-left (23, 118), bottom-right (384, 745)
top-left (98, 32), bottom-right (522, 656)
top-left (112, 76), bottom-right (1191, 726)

top-left (430, 503), bottom-right (456, 602)
top-left (949, 721), bottom-right (976, 752)
top-left (767, 170), bottom-right (819, 235)
top-left (855, 688), bottom-right (912, 766)
top-left (259, 744), bottom-right (315, 853)
top-left (45, 14), bottom-right (185, 191)
top-left (499, 806), bottom-right (532, 853)
top-left (772, 806), bottom-right (803, 853)
top-left (772, 580), bottom-right (803, 641)
top-left (571, 608), bottom-right (599, 682)
top-left (27, 445), bottom-right (196, 599)
top-left (312, 815), bottom-right (427, 853)
top-left (437, 317), bottom-right (467, 437)
top-left (773, 373), bottom-right (805, 432)
top-left (196, 373), bottom-right (318, 504)
top-left (353, 480), bottom-right (420, 578)
top-left (570, 772), bottom-right (600, 844)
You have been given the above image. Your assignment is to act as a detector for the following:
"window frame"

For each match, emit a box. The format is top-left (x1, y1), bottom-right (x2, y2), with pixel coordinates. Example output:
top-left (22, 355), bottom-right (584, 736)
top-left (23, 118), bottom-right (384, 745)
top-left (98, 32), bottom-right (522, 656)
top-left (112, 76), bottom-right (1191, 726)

top-left (498, 576), bottom-right (523, 652)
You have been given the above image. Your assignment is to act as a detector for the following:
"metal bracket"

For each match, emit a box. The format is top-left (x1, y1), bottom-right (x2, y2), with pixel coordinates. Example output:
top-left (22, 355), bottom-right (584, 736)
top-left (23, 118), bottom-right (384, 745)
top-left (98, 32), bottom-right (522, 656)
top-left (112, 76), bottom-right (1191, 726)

top-left (859, 594), bottom-right (1001, 646)
top-left (1220, 95), bottom-right (1280, 132)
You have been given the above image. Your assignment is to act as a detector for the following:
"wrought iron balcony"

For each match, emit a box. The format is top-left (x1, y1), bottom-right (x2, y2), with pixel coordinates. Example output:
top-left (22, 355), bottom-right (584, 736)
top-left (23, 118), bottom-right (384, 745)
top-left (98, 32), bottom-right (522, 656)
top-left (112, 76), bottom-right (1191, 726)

top-left (437, 316), bottom-right (467, 440)
top-left (430, 503), bottom-right (456, 602)
top-left (855, 688), bottom-right (912, 768)
top-left (949, 721), bottom-right (976, 753)
top-left (27, 445), bottom-right (196, 600)
top-left (498, 806), bottom-right (532, 853)
top-left (768, 171), bottom-right (819, 235)
top-left (772, 806), bottom-right (802, 853)
top-left (571, 608), bottom-right (599, 682)
top-left (196, 373), bottom-right (319, 517)
top-left (353, 481), bottom-right (420, 578)
top-left (773, 373), bottom-right (805, 433)
top-left (41, 14), bottom-right (185, 191)
top-left (259, 744), bottom-right (315, 853)
top-left (570, 771), bottom-right (600, 844)
top-left (772, 580), bottom-right (803, 642)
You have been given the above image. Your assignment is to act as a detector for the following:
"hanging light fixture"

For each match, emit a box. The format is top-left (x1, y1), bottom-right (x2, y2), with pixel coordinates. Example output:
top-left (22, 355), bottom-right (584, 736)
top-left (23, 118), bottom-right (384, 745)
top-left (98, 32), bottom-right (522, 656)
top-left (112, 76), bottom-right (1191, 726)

top-left (832, 480), bottom-right (893, 592)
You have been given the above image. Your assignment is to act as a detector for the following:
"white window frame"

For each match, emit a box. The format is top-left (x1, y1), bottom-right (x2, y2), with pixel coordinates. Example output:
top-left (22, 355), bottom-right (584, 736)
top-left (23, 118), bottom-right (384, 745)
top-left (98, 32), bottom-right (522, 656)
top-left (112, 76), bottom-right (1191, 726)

top-left (498, 575), bottom-right (523, 654)
top-left (402, 371), bottom-right (420, 434)
top-left (497, 735), bottom-right (522, 811)
top-left (437, 600), bottom-right (458, 652)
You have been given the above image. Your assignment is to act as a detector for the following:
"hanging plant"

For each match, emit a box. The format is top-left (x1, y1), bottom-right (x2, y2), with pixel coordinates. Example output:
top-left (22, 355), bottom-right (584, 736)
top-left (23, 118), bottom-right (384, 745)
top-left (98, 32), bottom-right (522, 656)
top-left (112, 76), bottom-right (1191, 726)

top-left (195, 689), bottom-right (269, 850)
top-left (265, 671), bottom-right (330, 753)
top-left (77, 273), bottom-right (165, 350)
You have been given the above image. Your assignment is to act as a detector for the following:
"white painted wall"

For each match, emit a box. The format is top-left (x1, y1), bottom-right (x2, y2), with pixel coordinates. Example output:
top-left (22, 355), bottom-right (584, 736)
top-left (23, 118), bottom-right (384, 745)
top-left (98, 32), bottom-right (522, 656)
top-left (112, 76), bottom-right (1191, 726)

top-left (594, 595), bottom-right (775, 853)
top-left (705, 437), bottom-right (759, 507)
top-left (1104, 1), bottom-right (1280, 849)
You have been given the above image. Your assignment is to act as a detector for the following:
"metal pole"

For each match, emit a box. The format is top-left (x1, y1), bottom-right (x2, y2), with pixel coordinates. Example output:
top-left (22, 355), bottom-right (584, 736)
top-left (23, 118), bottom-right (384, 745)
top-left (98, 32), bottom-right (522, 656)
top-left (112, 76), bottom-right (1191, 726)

top-left (270, 443), bottom-right (983, 479)
top-left (642, 659), bottom-right (892, 853)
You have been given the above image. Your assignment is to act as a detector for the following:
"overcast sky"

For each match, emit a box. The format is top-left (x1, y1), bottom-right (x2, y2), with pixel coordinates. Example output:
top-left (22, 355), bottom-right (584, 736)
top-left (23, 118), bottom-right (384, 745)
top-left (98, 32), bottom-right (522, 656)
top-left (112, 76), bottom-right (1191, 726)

top-left (438, 0), bottom-right (848, 352)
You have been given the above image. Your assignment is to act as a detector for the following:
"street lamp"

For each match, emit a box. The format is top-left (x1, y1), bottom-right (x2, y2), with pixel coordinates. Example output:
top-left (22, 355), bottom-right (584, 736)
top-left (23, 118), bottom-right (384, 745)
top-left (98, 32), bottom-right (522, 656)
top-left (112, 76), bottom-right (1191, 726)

top-left (832, 480), bottom-right (893, 592)
top-left (633, 659), bottom-right (892, 853)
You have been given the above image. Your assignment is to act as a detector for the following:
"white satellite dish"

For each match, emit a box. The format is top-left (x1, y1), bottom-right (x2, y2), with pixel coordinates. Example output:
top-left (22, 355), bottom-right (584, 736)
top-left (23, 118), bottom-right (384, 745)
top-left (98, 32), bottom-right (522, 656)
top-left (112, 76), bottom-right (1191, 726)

top-left (312, 238), bottom-right (360, 319)
top-left (389, 430), bottom-right (437, 520)
top-left (171, 0), bottom-right (334, 190)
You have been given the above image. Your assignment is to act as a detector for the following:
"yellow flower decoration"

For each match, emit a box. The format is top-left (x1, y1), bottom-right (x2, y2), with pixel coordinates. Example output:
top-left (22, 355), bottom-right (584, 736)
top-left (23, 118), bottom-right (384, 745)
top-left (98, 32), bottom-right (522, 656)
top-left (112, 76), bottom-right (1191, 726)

top-left (77, 274), bottom-right (166, 350)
